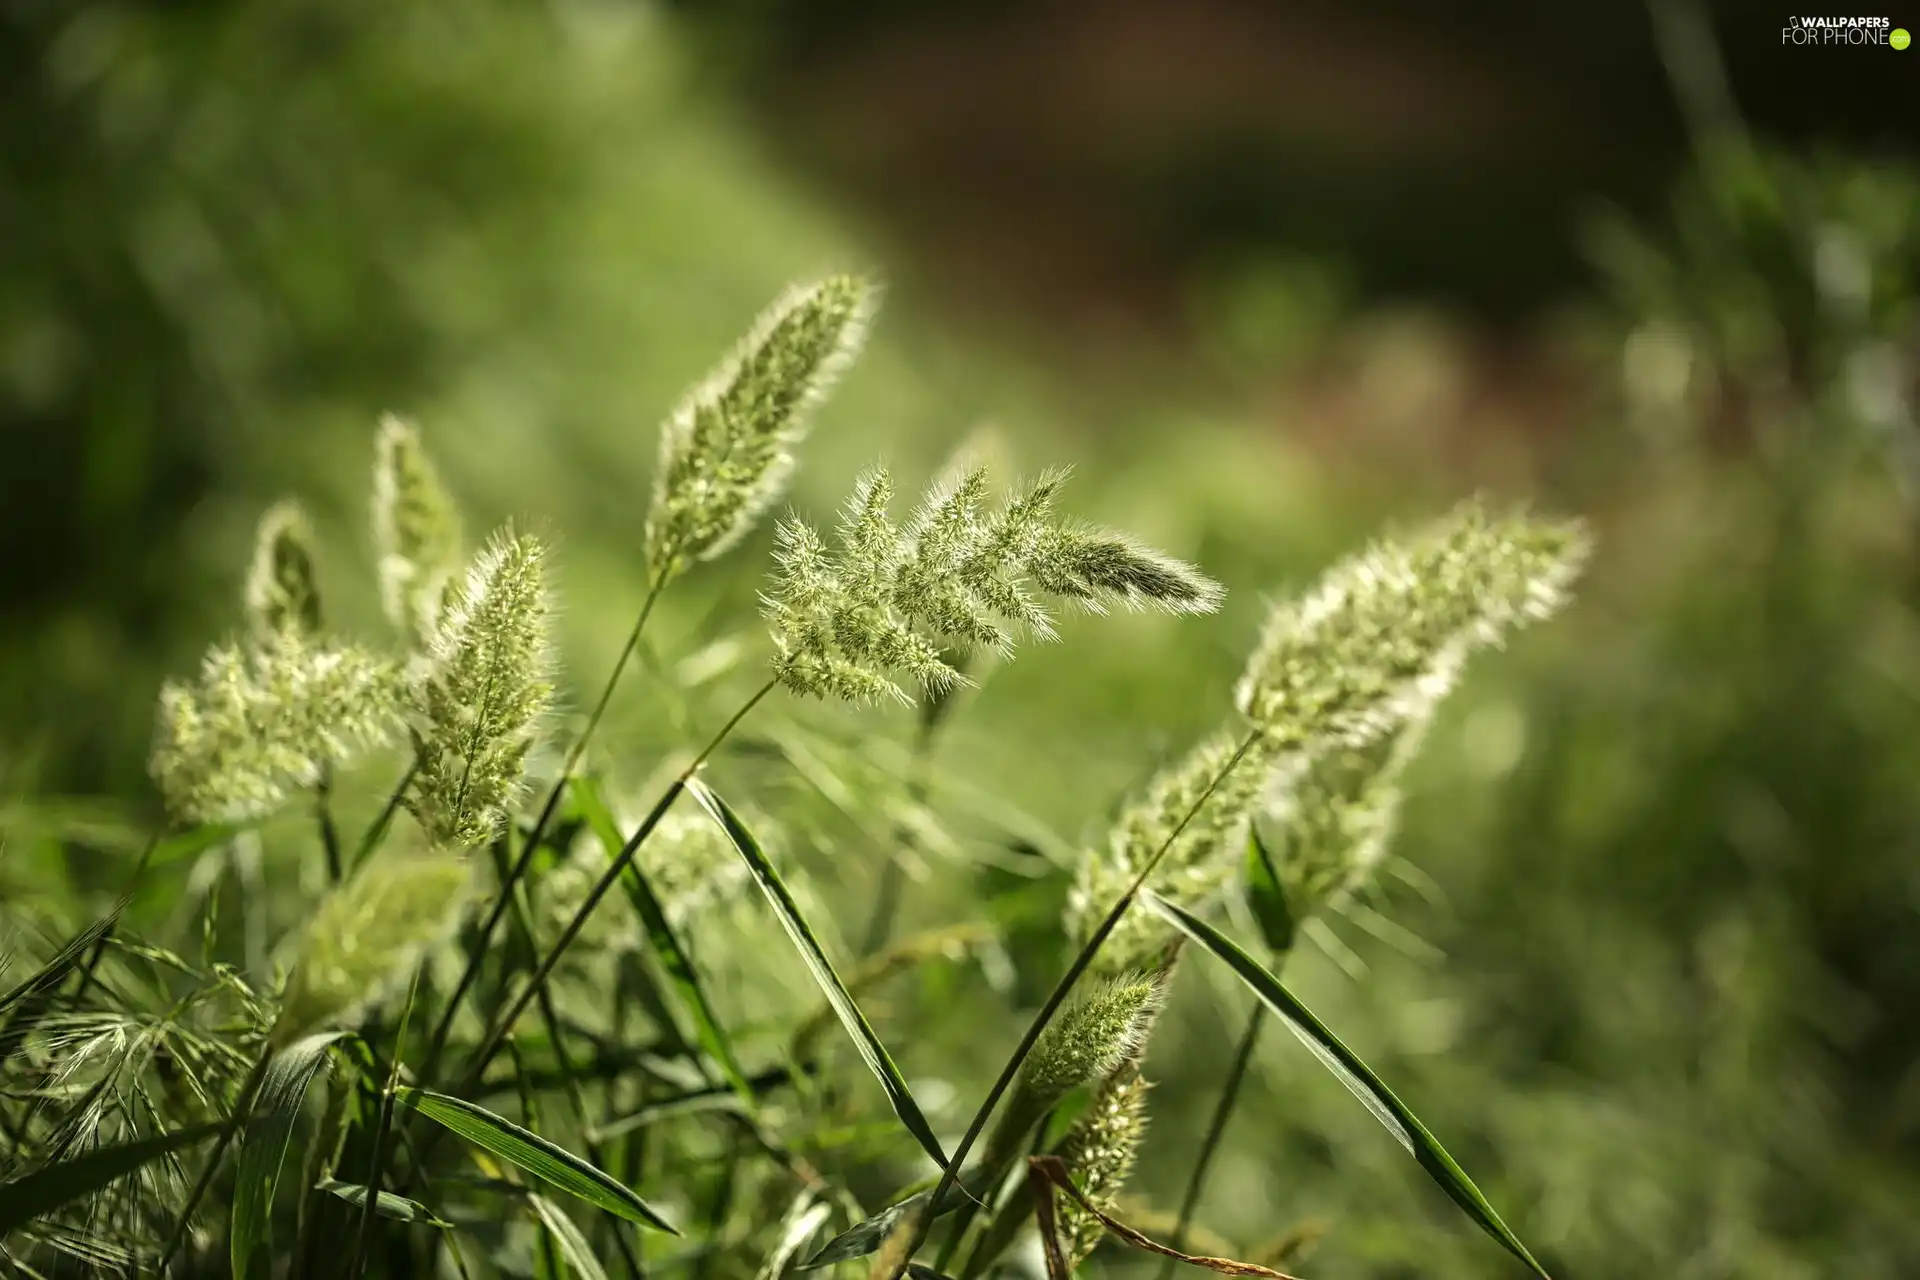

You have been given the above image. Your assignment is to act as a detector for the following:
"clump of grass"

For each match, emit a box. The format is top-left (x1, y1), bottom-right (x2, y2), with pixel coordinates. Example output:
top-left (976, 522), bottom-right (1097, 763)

top-left (11, 274), bottom-right (1589, 1280)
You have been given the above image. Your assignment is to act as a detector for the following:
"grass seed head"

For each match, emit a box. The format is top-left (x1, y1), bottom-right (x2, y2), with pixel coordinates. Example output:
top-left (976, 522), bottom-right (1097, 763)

top-left (150, 634), bottom-right (404, 826)
top-left (646, 275), bottom-right (878, 582)
top-left (373, 414), bottom-right (464, 647)
top-left (1057, 1063), bottom-right (1153, 1266)
top-left (765, 465), bottom-right (1223, 704)
top-left (273, 848), bottom-right (473, 1044)
top-left (245, 499), bottom-right (323, 640)
top-left (1236, 500), bottom-right (1588, 754)
top-left (406, 529), bottom-right (555, 851)
top-left (1021, 971), bottom-right (1165, 1103)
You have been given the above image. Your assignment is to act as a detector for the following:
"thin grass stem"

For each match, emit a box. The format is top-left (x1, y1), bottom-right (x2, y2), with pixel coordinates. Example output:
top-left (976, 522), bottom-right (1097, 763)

top-left (454, 677), bottom-right (779, 1093)
top-left (1156, 1003), bottom-right (1266, 1280)
top-left (352, 964), bottom-right (425, 1277)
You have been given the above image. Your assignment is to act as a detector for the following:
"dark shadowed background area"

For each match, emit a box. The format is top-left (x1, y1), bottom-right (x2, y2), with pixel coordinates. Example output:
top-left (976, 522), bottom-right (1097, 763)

top-left (3, 0), bottom-right (1919, 1275)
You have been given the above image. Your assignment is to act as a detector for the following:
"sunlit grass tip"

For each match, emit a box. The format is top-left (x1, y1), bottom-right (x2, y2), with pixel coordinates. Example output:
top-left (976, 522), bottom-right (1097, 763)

top-left (1020, 970), bottom-right (1165, 1103)
top-left (1235, 499), bottom-right (1589, 754)
top-left (646, 274), bottom-right (879, 583)
top-left (764, 464), bottom-right (1223, 705)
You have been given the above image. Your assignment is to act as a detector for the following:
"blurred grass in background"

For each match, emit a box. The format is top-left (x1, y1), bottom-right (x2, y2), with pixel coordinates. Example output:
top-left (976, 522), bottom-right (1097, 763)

top-left (4, 0), bottom-right (1919, 1275)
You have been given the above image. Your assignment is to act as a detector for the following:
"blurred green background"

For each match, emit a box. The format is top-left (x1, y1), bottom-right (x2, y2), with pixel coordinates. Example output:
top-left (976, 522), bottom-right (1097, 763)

top-left (4, 0), bottom-right (1919, 1275)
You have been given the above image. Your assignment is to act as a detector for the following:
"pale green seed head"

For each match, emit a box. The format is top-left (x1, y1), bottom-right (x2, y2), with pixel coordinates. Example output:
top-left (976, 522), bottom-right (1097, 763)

top-left (272, 848), bottom-right (472, 1045)
top-left (150, 634), bottom-right (405, 826)
top-left (764, 465), bottom-right (1222, 704)
top-left (244, 499), bottom-right (323, 640)
top-left (1070, 729), bottom-right (1294, 972)
top-left (1021, 972), bottom-right (1164, 1103)
top-left (646, 275), bottom-right (877, 583)
top-left (1268, 717), bottom-right (1427, 920)
top-left (373, 414), bottom-right (464, 647)
top-left (1236, 500), bottom-right (1588, 753)
top-left (1057, 1063), bottom-right (1152, 1266)
top-left (406, 529), bottom-right (554, 851)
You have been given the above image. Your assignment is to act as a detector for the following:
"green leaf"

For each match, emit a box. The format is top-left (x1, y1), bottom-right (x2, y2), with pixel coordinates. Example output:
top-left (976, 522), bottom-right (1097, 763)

top-left (1143, 893), bottom-right (1551, 1279)
top-left (796, 1175), bottom-right (984, 1270)
top-left (530, 1194), bottom-right (613, 1280)
top-left (318, 1179), bottom-right (451, 1228)
top-left (232, 1031), bottom-right (346, 1278)
top-left (1243, 826), bottom-right (1295, 956)
top-left (755, 1193), bottom-right (831, 1280)
top-left (685, 778), bottom-right (951, 1172)
top-left (571, 777), bottom-right (755, 1106)
top-left (150, 822), bottom-right (248, 869)
top-left (396, 1087), bottom-right (678, 1234)
top-left (0, 1121), bottom-right (225, 1233)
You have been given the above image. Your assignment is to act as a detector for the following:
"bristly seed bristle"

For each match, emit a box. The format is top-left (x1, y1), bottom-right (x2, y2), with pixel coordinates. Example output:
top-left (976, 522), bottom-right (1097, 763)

top-left (1020, 971), bottom-right (1165, 1103)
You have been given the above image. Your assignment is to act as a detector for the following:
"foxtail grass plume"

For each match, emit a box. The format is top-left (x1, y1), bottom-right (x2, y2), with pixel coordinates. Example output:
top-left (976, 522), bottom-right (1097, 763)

top-left (151, 635), bottom-right (404, 826)
top-left (1235, 500), bottom-right (1587, 753)
top-left (646, 275), bottom-right (876, 583)
top-left (272, 848), bottom-right (472, 1045)
top-left (1268, 718), bottom-right (1428, 922)
top-left (406, 530), bottom-right (554, 850)
top-left (765, 466), bottom-right (1222, 703)
top-left (244, 500), bottom-right (323, 640)
top-left (1071, 500), bottom-right (1585, 972)
top-left (373, 415), bottom-right (464, 646)
top-left (1056, 1063), bottom-right (1152, 1267)
top-left (1020, 971), bottom-right (1164, 1104)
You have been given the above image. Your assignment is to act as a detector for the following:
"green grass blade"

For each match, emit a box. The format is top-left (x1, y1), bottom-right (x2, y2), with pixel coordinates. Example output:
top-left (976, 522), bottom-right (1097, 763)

top-left (0, 1121), bottom-right (225, 1232)
top-left (531, 1193), bottom-right (614, 1280)
top-left (318, 1178), bottom-right (451, 1227)
top-left (396, 1087), bottom-right (679, 1234)
top-left (1242, 827), bottom-right (1295, 956)
top-left (1143, 892), bottom-right (1551, 1278)
top-left (756, 1192), bottom-right (831, 1280)
top-left (796, 1170), bottom-right (992, 1269)
top-left (232, 1031), bottom-right (346, 1277)
top-left (0, 906), bottom-right (121, 1019)
top-left (570, 776), bottom-right (755, 1105)
top-left (685, 778), bottom-right (951, 1172)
